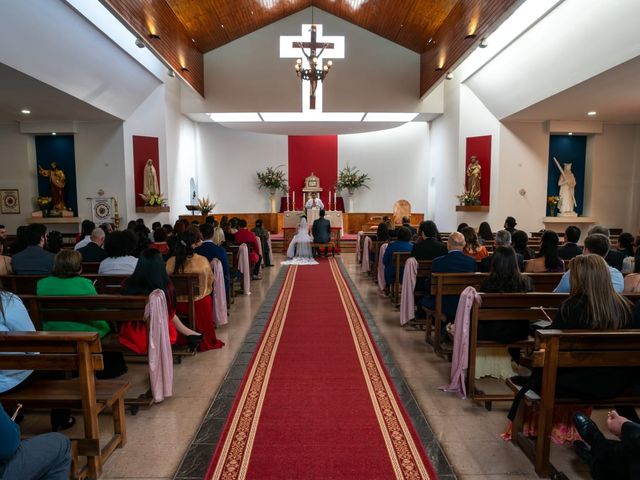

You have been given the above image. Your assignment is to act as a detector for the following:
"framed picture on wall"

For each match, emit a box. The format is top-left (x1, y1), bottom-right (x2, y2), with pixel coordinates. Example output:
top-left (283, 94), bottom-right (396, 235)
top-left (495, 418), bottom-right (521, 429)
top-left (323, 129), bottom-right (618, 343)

top-left (0, 189), bottom-right (20, 214)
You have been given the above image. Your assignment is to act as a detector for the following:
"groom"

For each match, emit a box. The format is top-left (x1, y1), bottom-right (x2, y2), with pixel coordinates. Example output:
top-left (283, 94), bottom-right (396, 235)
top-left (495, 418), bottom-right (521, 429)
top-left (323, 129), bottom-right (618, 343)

top-left (312, 210), bottom-right (331, 257)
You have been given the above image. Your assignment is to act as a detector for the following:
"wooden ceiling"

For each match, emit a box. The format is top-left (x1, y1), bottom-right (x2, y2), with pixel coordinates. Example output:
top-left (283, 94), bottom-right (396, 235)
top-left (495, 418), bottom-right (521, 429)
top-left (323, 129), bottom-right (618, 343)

top-left (164, 0), bottom-right (460, 54)
top-left (102, 0), bottom-right (517, 98)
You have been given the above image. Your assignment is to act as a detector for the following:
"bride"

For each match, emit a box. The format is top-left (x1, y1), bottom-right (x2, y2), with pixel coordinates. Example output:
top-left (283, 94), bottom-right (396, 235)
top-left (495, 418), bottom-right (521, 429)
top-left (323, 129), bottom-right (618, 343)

top-left (283, 216), bottom-right (318, 265)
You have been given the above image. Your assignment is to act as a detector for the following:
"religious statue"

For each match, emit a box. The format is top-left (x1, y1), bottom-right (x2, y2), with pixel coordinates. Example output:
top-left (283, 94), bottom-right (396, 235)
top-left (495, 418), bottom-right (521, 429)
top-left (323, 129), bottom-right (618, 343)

top-left (143, 159), bottom-right (160, 196)
top-left (466, 156), bottom-right (481, 201)
top-left (38, 162), bottom-right (66, 210)
top-left (555, 158), bottom-right (577, 216)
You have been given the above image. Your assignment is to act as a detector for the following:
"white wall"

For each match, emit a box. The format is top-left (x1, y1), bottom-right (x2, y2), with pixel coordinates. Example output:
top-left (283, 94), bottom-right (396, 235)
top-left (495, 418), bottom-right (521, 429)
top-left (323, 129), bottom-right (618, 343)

top-left (0, 124), bottom-right (35, 232)
top-left (429, 79), bottom-right (461, 231)
top-left (338, 122), bottom-right (429, 213)
top-left (74, 121), bottom-right (126, 222)
top-left (196, 124), bottom-right (288, 213)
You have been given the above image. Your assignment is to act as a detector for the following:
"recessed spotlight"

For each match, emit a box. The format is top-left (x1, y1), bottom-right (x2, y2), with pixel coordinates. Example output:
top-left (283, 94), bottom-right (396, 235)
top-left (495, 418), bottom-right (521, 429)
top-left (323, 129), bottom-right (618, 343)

top-left (135, 38), bottom-right (145, 48)
top-left (148, 33), bottom-right (160, 40)
top-left (181, 66), bottom-right (189, 73)
top-left (464, 33), bottom-right (477, 40)
top-left (434, 67), bottom-right (443, 72)
top-left (568, 132), bottom-right (573, 136)
top-left (51, 132), bottom-right (57, 135)
top-left (587, 111), bottom-right (597, 116)
top-left (445, 72), bottom-right (454, 80)
top-left (21, 109), bottom-right (30, 115)
top-left (479, 38), bottom-right (488, 48)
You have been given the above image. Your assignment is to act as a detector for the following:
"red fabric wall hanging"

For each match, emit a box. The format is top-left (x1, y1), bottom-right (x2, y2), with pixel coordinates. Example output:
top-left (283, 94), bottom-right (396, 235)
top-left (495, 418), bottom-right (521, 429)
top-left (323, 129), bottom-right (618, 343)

top-left (133, 135), bottom-right (160, 207)
top-left (465, 135), bottom-right (491, 206)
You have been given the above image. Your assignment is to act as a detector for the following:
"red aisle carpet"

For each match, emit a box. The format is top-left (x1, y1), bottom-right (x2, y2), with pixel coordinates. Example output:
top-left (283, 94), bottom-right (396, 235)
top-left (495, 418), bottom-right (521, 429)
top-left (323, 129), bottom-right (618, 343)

top-left (206, 258), bottom-right (437, 479)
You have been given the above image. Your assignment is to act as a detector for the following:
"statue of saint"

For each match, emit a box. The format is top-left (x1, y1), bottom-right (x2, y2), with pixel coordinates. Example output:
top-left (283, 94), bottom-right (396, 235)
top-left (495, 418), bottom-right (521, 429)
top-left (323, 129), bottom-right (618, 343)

top-left (557, 161), bottom-right (577, 216)
top-left (38, 162), bottom-right (66, 210)
top-left (466, 156), bottom-right (481, 200)
top-left (143, 159), bottom-right (160, 197)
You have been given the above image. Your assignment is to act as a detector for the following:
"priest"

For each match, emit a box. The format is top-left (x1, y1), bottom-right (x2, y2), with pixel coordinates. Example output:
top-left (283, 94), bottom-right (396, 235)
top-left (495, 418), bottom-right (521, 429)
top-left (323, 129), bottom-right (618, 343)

top-left (305, 192), bottom-right (324, 226)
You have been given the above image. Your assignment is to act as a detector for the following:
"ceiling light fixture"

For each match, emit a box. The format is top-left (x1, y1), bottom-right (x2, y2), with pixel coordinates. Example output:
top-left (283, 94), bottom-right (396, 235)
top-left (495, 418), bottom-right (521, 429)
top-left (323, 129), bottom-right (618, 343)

top-left (587, 111), bottom-right (597, 116)
top-left (208, 113), bottom-right (262, 122)
top-left (568, 132), bottom-right (573, 136)
top-left (181, 66), bottom-right (189, 72)
top-left (363, 113), bottom-right (419, 122)
top-left (434, 67), bottom-right (443, 72)
top-left (21, 109), bottom-right (31, 115)
top-left (51, 132), bottom-right (57, 135)
top-left (135, 38), bottom-right (145, 48)
top-left (260, 112), bottom-right (364, 122)
top-left (464, 33), bottom-right (477, 40)
top-left (148, 33), bottom-right (160, 40)
top-left (479, 38), bottom-right (488, 48)
top-left (445, 72), bottom-right (454, 80)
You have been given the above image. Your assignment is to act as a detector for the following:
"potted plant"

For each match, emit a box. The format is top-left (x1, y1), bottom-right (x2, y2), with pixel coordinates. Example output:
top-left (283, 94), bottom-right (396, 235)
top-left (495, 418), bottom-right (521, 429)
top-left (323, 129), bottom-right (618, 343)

top-left (257, 165), bottom-right (288, 213)
top-left (197, 196), bottom-right (216, 216)
top-left (138, 192), bottom-right (167, 207)
top-left (456, 190), bottom-right (480, 206)
top-left (547, 196), bottom-right (560, 217)
top-left (336, 165), bottom-right (370, 212)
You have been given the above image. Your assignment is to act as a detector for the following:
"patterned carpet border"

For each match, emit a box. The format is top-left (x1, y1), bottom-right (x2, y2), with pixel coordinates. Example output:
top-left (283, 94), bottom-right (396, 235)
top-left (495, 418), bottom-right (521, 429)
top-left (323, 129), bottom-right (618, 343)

top-left (174, 258), bottom-right (456, 480)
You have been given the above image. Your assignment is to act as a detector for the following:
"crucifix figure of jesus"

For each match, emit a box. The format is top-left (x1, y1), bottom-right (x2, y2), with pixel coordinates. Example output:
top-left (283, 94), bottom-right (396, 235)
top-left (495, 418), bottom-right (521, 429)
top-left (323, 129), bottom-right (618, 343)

top-left (280, 24), bottom-right (345, 112)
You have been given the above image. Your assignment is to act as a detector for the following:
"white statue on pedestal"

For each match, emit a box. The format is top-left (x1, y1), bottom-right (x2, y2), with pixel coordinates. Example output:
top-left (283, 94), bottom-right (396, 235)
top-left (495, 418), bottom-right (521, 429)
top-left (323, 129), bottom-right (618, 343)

top-left (554, 158), bottom-right (577, 217)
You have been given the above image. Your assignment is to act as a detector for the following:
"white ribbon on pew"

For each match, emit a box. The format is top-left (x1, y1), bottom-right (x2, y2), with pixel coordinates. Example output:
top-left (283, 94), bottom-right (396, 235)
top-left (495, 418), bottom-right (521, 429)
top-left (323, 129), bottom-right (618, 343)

top-left (211, 258), bottom-right (228, 326)
top-left (355, 231), bottom-right (363, 264)
top-left (267, 236), bottom-right (273, 267)
top-left (237, 243), bottom-right (251, 295)
top-left (147, 289), bottom-right (173, 403)
top-left (377, 242), bottom-right (389, 292)
top-left (361, 236), bottom-right (371, 273)
top-left (400, 257), bottom-right (417, 326)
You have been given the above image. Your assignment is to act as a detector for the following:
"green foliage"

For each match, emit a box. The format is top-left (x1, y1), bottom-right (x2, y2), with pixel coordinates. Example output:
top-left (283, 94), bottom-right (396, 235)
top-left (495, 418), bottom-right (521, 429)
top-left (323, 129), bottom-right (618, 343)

top-left (336, 165), bottom-right (370, 192)
top-left (257, 165), bottom-right (288, 192)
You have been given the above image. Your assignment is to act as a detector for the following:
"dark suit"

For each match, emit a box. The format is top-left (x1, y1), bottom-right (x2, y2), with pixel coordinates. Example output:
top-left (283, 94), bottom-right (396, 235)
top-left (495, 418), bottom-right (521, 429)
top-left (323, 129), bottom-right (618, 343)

top-left (480, 252), bottom-right (525, 272)
top-left (312, 217), bottom-right (331, 243)
top-left (195, 240), bottom-right (231, 299)
top-left (78, 242), bottom-right (107, 262)
top-left (421, 250), bottom-right (477, 317)
top-left (396, 223), bottom-right (417, 237)
top-left (606, 249), bottom-right (626, 272)
top-left (588, 421), bottom-right (640, 480)
top-left (11, 245), bottom-right (54, 275)
top-left (558, 242), bottom-right (583, 260)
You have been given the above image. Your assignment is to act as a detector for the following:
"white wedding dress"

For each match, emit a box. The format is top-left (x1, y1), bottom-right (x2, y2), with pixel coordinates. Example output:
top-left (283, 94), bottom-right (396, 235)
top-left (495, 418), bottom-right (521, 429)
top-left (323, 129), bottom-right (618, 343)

top-left (282, 218), bottom-right (318, 265)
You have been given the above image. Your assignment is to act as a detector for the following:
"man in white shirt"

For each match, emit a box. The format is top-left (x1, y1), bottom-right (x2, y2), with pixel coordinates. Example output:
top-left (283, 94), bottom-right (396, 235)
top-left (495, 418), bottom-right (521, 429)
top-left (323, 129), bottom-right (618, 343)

top-left (554, 234), bottom-right (624, 293)
top-left (74, 220), bottom-right (95, 250)
top-left (305, 192), bottom-right (324, 227)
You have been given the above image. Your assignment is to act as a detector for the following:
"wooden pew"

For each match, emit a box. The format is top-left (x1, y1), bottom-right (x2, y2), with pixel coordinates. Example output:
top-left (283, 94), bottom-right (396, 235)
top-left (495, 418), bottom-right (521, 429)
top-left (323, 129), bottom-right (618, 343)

top-left (81, 262), bottom-right (100, 274)
top-left (468, 292), bottom-right (566, 409)
top-left (403, 260), bottom-right (433, 329)
top-left (508, 329), bottom-right (640, 478)
top-left (369, 240), bottom-right (386, 280)
top-left (1, 274), bottom-right (200, 332)
top-left (391, 251), bottom-right (412, 306)
top-left (425, 273), bottom-right (564, 353)
top-left (0, 331), bottom-right (129, 480)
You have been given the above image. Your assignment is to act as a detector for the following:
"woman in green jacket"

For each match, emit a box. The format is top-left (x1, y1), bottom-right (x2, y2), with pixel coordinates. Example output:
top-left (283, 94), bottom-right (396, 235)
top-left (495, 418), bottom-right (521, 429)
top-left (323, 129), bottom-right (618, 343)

top-left (37, 250), bottom-right (110, 337)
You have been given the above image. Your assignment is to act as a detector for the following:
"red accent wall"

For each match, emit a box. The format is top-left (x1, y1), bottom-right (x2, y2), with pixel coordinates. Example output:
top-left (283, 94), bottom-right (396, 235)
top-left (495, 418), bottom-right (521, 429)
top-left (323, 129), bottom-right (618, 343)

top-left (465, 135), bottom-right (491, 206)
top-left (133, 136), bottom-right (160, 207)
top-left (288, 136), bottom-right (338, 209)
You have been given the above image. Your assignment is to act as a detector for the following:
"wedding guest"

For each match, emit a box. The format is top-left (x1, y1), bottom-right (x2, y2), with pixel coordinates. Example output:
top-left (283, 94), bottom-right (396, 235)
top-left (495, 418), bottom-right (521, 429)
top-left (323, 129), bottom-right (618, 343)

top-left (618, 232), bottom-right (635, 257)
top-left (11, 224), bottom-right (54, 275)
top-left (44, 231), bottom-right (64, 254)
top-left (77, 228), bottom-right (107, 263)
top-left (0, 240), bottom-right (12, 276)
top-left (98, 231), bottom-right (138, 275)
top-left (512, 230), bottom-right (535, 260)
top-left (252, 219), bottom-right (273, 267)
top-left (558, 225), bottom-right (583, 260)
top-left (383, 227), bottom-right (413, 288)
top-left (461, 226), bottom-right (489, 261)
top-left (504, 216), bottom-right (517, 235)
top-left (478, 222), bottom-right (494, 245)
top-left (74, 220), bottom-right (95, 250)
top-left (8, 226), bottom-right (28, 255)
top-left (525, 230), bottom-right (564, 273)
top-left (166, 232), bottom-right (225, 351)
top-left (150, 228), bottom-right (170, 256)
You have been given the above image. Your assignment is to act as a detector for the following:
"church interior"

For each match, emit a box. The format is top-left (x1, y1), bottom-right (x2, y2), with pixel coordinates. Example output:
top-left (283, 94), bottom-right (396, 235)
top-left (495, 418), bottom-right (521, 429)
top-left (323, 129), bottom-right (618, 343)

top-left (1, 1), bottom-right (640, 479)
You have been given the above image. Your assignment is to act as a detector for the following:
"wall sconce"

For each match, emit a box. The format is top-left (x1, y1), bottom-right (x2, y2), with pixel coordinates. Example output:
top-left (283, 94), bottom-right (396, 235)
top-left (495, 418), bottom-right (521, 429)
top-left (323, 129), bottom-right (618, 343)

top-left (445, 72), bottom-right (454, 80)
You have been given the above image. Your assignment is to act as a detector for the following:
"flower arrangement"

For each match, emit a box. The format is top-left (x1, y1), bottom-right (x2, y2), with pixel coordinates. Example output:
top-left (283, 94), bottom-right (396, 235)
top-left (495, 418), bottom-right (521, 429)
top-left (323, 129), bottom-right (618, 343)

top-left (138, 192), bottom-right (167, 206)
top-left (257, 165), bottom-right (288, 193)
top-left (335, 165), bottom-right (370, 193)
top-left (547, 195), bottom-right (560, 216)
top-left (457, 190), bottom-right (480, 206)
top-left (37, 196), bottom-right (52, 211)
top-left (197, 196), bottom-right (216, 215)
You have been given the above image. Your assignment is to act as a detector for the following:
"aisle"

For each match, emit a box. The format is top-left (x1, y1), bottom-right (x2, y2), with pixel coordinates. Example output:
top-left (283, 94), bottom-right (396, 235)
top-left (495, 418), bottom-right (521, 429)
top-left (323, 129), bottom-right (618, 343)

top-left (205, 257), bottom-right (438, 480)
